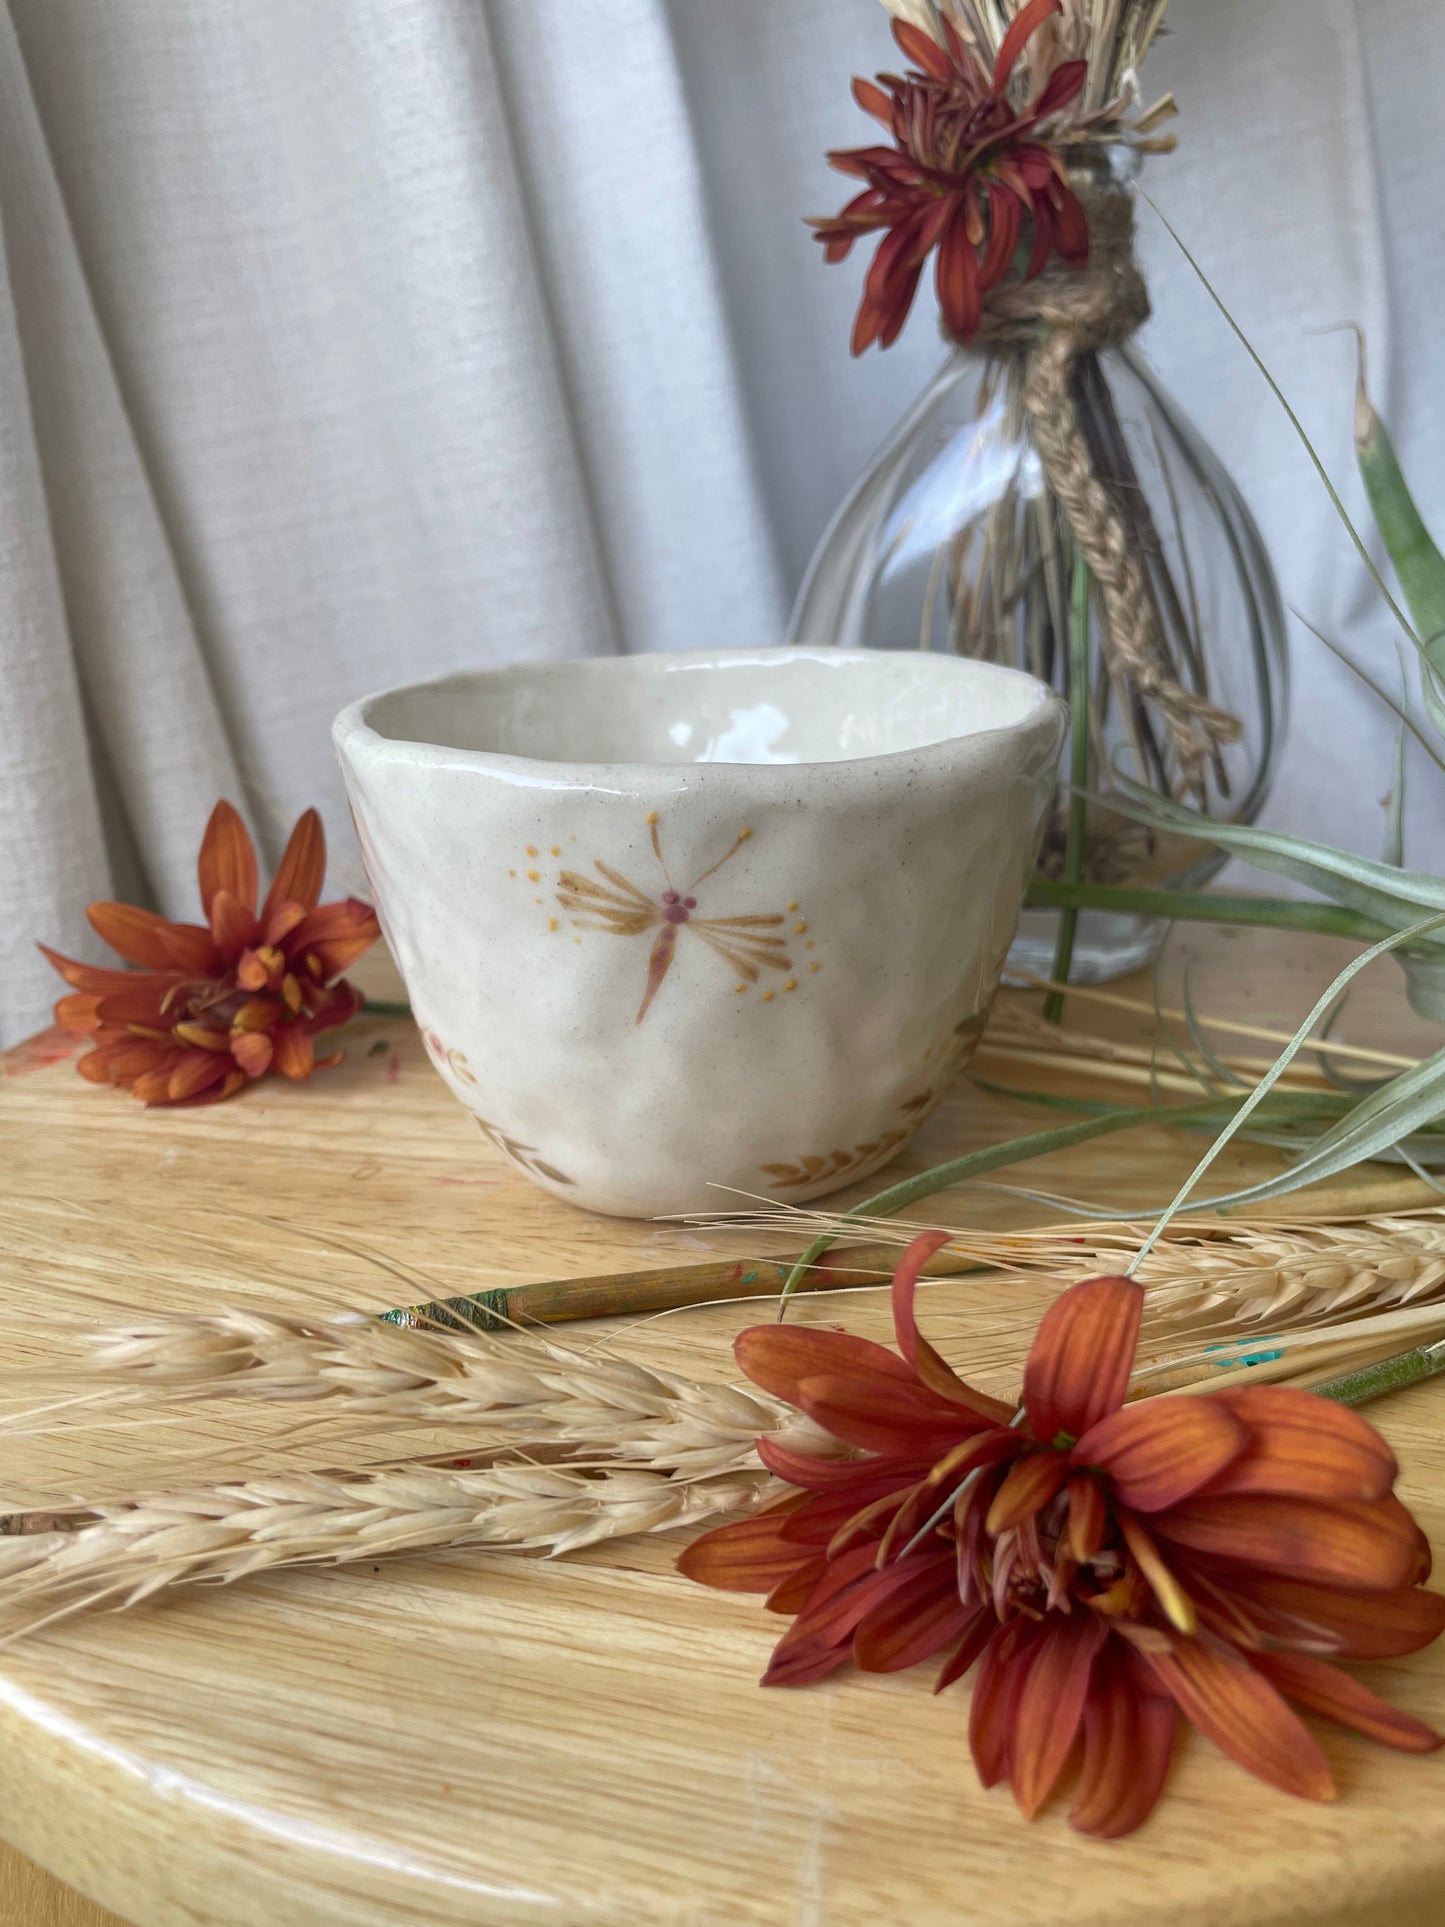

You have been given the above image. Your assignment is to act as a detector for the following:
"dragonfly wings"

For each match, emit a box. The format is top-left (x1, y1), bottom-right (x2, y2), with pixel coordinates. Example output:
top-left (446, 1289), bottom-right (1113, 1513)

top-left (558, 856), bottom-right (794, 994)
top-left (690, 913), bottom-right (791, 982)
top-left (557, 864), bottom-right (662, 937)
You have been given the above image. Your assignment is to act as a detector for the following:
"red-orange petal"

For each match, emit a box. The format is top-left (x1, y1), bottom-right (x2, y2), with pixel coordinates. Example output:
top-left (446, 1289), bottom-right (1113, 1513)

top-left (1073, 1396), bottom-right (1247, 1512)
top-left (1142, 1635), bottom-right (1335, 1802)
top-left (851, 76), bottom-right (894, 128)
top-left (766, 1544), bottom-right (907, 1675)
top-left (272, 1025), bottom-right (316, 1080)
top-left (1067, 1473), bottom-right (1107, 1562)
top-left (172, 1021), bottom-right (231, 1053)
top-left (985, 1450), bottom-right (1069, 1535)
top-left (1070, 1643), bottom-right (1177, 1838)
top-left (734, 1324), bottom-right (917, 1405)
top-left (235, 948), bottom-right (269, 992)
top-left (1023, 1275), bottom-right (1142, 1446)
top-left (262, 808), bottom-right (326, 924)
top-left (288, 898), bottom-right (379, 949)
top-left (197, 800), bottom-right (258, 920)
top-left (92, 982), bottom-right (176, 1028)
top-left (1009, 1610), bottom-right (1106, 1819)
top-left (231, 1031), bottom-right (273, 1079)
top-left (891, 1232), bottom-right (1016, 1422)
top-left (754, 1434), bottom-right (923, 1494)
top-left (1119, 1512), bottom-right (1197, 1635)
top-left (54, 992), bottom-right (102, 1033)
top-left (993, 0), bottom-right (1061, 90)
top-left (892, 17), bottom-right (954, 82)
top-left (132, 1054), bottom-right (190, 1105)
top-left (1202, 1571), bottom-right (1445, 1661)
top-left (1203, 1386), bottom-right (1397, 1503)
top-left (795, 1374), bottom-right (976, 1455)
top-left (853, 1563), bottom-right (974, 1674)
top-left (37, 944), bottom-right (169, 996)
top-left (1028, 56), bottom-right (1088, 123)
top-left (231, 996), bottom-right (279, 1034)
top-left (934, 1605), bottom-right (997, 1695)
top-left (936, 212), bottom-right (982, 344)
top-left (81, 1036), bottom-right (170, 1082)
top-left (208, 887), bottom-right (260, 957)
top-left (969, 1620), bottom-right (1037, 1790)
top-left (1154, 1493), bottom-right (1423, 1592)
top-left (170, 1066), bottom-right (248, 1108)
top-left (1248, 1649), bottom-right (1442, 1754)
top-left (264, 899), bottom-right (309, 946)
top-left (167, 1050), bottom-right (232, 1103)
top-left (764, 1552), bottom-right (829, 1616)
top-left (676, 1505), bottom-right (810, 1594)
top-left (87, 902), bottom-right (217, 974)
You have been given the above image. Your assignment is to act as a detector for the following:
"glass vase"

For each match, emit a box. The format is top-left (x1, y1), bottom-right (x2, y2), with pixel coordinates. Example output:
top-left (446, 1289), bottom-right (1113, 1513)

top-left (788, 280), bottom-right (1288, 983)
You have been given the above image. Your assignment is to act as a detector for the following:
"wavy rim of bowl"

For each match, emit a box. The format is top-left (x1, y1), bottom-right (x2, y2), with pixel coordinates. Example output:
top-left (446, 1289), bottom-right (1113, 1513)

top-left (332, 646), bottom-right (1065, 785)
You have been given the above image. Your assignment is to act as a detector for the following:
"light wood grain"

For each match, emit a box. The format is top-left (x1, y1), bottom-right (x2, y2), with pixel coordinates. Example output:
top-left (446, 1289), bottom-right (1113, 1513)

top-left (2, 928), bottom-right (1443, 1926)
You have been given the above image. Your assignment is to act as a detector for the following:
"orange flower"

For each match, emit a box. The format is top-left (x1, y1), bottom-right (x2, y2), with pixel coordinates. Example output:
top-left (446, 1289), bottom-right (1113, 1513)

top-left (41, 801), bottom-right (380, 1107)
top-left (680, 1233), bottom-right (1445, 1836)
top-left (811, 0), bottom-right (1089, 350)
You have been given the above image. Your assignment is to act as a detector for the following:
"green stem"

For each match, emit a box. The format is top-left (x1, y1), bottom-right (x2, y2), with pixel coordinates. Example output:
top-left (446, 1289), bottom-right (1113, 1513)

top-left (1024, 880), bottom-right (1394, 945)
top-left (1313, 1340), bottom-right (1445, 1409)
top-left (778, 1093), bottom-right (1261, 1316)
top-left (1043, 556), bottom-right (1093, 1025)
top-left (361, 998), bottom-right (414, 1018)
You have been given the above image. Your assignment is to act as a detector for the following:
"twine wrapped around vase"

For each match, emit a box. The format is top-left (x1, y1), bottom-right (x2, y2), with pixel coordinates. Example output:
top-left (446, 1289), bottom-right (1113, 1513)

top-left (973, 185), bottom-right (1243, 793)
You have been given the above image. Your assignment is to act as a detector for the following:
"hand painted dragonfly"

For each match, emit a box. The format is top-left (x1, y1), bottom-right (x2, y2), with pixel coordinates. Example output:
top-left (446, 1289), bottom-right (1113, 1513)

top-left (557, 818), bottom-right (794, 1024)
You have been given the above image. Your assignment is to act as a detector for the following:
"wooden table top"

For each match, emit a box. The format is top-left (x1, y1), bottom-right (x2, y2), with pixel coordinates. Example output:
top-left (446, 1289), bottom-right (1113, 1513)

top-left (2, 927), bottom-right (1443, 1927)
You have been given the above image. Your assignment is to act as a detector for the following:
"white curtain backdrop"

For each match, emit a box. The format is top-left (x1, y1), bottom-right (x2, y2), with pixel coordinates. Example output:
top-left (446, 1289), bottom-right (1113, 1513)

top-left (1, 0), bottom-right (1440, 1043)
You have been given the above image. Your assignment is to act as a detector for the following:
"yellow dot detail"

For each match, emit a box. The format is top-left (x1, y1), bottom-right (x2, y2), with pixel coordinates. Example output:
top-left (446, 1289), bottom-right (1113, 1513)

top-left (508, 869), bottom-right (517, 878)
top-left (574, 936), bottom-right (582, 945)
top-left (550, 846), bottom-right (561, 857)
top-left (534, 897), bottom-right (543, 905)
top-left (810, 961), bottom-right (821, 973)
top-left (788, 901), bottom-right (799, 912)
top-left (760, 990), bottom-right (775, 1003)
top-left (646, 811), bottom-right (659, 825)
top-left (805, 940), bottom-right (814, 950)
top-left (735, 983), bottom-right (748, 994)
top-left (549, 918), bottom-right (559, 932)
top-left (794, 920), bottom-right (807, 934)
top-left (739, 827), bottom-right (752, 840)
top-left (783, 980), bottom-right (797, 993)
top-left (526, 846), bottom-right (538, 857)
top-left (527, 870), bottom-right (540, 882)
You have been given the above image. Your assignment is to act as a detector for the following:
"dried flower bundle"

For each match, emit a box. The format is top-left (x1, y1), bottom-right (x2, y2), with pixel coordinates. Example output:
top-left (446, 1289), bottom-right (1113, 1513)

top-left (881, 0), bottom-right (1174, 131)
top-left (42, 800), bottom-right (379, 1105)
top-left (816, 1), bottom-right (1091, 350)
top-left (681, 1234), bottom-right (1445, 1836)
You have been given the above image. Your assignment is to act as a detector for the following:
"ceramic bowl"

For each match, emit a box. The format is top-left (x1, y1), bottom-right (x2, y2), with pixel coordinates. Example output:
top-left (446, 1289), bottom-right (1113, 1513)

top-left (333, 647), bottom-right (1063, 1217)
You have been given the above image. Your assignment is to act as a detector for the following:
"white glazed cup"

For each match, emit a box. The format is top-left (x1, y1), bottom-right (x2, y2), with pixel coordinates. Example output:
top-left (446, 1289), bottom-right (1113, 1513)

top-left (334, 647), bottom-right (1063, 1218)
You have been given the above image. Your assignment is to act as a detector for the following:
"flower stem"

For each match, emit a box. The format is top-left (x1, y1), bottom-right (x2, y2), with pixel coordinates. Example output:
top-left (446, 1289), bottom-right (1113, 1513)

top-left (361, 998), bottom-right (414, 1018)
top-left (1025, 879), bottom-right (1393, 944)
top-left (1043, 555), bottom-right (1093, 1025)
top-left (1311, 1340), bottom-right (1445, 1410)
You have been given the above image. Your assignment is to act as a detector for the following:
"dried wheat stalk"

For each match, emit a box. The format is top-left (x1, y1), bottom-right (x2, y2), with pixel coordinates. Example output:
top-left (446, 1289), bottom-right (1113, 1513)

top-left (1130, 1219), bottom-right (1445, 1336)
top-left (0, 1461), bottom-right (776, 1638)
top-left (0, 1307), bottom-right (825, 1480)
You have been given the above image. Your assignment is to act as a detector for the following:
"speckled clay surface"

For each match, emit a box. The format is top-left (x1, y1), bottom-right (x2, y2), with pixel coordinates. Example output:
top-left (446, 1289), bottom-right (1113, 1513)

top-left (333, 647), bottom-right (1063, 1217)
